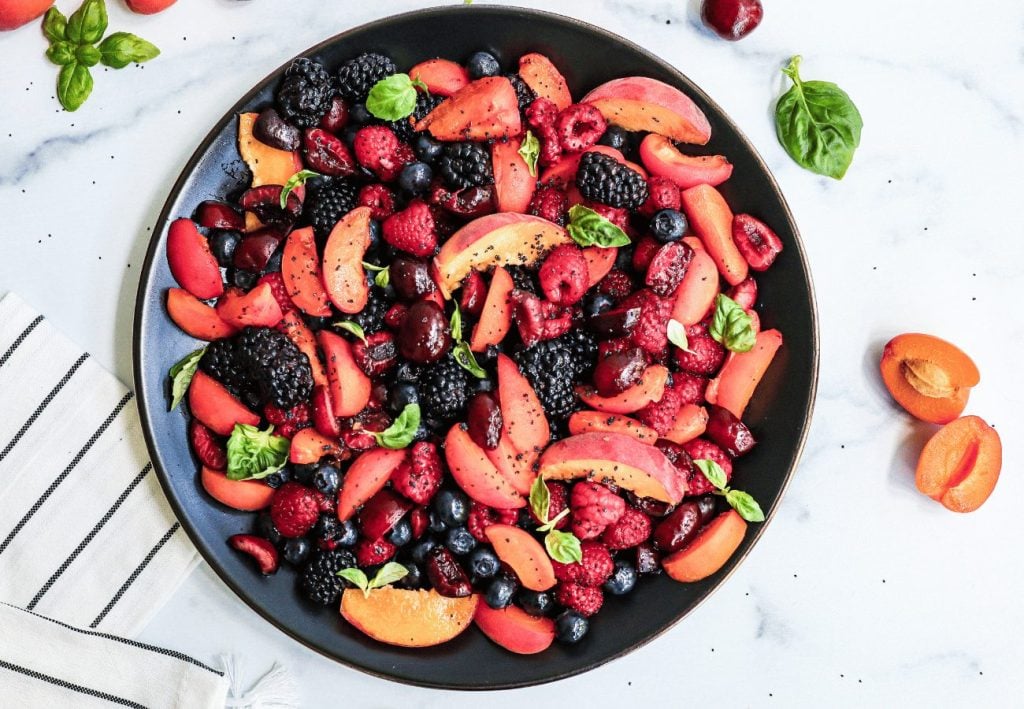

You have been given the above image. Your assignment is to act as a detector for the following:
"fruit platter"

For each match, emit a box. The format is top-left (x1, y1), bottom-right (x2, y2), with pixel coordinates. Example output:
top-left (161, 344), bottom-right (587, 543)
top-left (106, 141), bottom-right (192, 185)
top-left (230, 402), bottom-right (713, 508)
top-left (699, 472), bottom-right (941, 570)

top-left (133, 6), bottom-right (817, 689)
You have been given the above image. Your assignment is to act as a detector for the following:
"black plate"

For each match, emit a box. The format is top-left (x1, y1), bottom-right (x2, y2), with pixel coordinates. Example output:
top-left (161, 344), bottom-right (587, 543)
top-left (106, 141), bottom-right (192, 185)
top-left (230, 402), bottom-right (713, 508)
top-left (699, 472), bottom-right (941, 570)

top-left (133, 5), bottom-right (818, 690)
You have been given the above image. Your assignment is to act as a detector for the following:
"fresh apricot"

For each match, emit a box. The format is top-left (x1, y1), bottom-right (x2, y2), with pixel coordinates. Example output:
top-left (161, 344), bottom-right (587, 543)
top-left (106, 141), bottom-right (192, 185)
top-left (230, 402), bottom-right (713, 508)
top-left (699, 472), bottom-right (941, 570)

top-left (568, 411), bottom-right (658, 444)
top-left (880, 333), bottom-right (979, 424)
top-left (341, 588), bottom-right (478, 647)
top-left (915, 415), bottom-right (1001, 513)
top-left (662, 509), bottom-right (747, 582)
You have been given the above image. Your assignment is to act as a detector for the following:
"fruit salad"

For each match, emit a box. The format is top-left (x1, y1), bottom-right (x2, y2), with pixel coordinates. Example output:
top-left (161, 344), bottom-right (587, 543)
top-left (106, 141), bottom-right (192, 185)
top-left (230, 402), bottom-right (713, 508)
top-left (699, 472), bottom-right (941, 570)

top-left (163, 47), bottom-right (785, 653)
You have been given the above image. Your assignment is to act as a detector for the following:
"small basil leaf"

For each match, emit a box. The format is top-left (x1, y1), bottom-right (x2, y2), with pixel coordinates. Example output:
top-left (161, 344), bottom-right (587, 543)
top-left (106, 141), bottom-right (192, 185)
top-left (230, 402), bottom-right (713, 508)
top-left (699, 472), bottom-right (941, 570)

top-left (667, 318), bottom-right (691, 352)
top-left (449, 304), bottom-right (463, 342)
top-left (168, 347), bottom-right (205, 411)
top-left (566, 205), bottom-right (630, 248)
top-left (225, 424), bottom-right (290, 481)
top-left (725, 489), bottom-right (765, 523)
top-left (42, 7), bottom-right (68, 42)
top-left (709, 294), bottom-right (755, 353)
top-left (365, 73), bottom-right (418, 121)
top-left (452, 342), bottom-right (487, 379)
top-left (374, 404), bottom-right (421, 450)
top-left (374, 268), bottom-right (389, 288)
top-left (545, 530), bottom-right (583, 564)
top-left (517, 130), bottom-right (540, 177)
top-left (529, 476), bottom-right (551, 526)
top-left (57, 61), bottom-right (93, 112)
top-left (333, 320), bottom-right (367, 344)
top-left (279, 169), bottom-right (319, 209)
top-left (75, 44), bottom-right (100, 67)
top-left (368, 562), bottom-right (409, 590)
top-left (46, 41), bottom-right (76, 66)
top-left (66, 0), bottom-right (107, 45)
top-left (337, 567), bottom-right (369, 592)
top-left (693, 458), bottom-right (728, 491)
top-left (98, 31), bottom-right (160, 69)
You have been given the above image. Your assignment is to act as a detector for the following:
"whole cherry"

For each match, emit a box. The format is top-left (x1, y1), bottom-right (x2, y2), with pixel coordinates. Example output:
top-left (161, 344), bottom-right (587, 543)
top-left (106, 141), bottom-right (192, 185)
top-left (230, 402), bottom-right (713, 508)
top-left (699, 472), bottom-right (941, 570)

top-left (700, 0), bottom-right (764, 41)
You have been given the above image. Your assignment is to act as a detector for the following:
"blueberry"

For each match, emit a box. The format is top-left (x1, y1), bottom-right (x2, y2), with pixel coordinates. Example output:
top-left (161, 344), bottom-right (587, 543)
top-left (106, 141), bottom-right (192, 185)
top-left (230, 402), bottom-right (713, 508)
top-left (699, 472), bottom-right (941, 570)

top-left (466, 51), bottom-right (500, 79)
top-left (367, 219), bottom-right (382, 251)
top-left (395, 562), bottom-right (423, 589)
top-left (208, 229), bottom-right (240, 268)
top-left (349, 102), bottom-right (372, 124)
top-left (254, 511), bottom-right (282, 547)
top-left (470, 377), bottom-right (495, 394)
top-left (414, 133), bottom-right (442, 163)
top-left (342, 124), bottom-right (360, 147)
top-left (282, 538), bottom-right (311, 565)
top-left (398, 162), bottom-right (433, 195)
top-left (446, 526), bottom-right (477, 556)
top-left (468, 547), bottom-right (500, 579)
top-left (411, 423), bottom-right (430, 443)
top-left (231, 268), bottom-right (258, 290)
top-left (393, 361), bottom-right (421, 384)
top-left (583, 293), bottom-right (614, 318)
top-left (387, 518), bottom-right (413, 547)
top-left (263, 467), bottom-right (291, 489)
top-left (517, 590), bottom-right (554, 616)
top-left (485, 576), bottom-right (516, 609)
top-left (410, 537), bottom-right (439, 565)
top-left (555, 610), bottom-right (589, 643)
top-left (433, 489), bottom-right (469, 528)
top-left (650, 209), bottom-right (687, 243)
top-left (292, 463), bottom-right (317, 486)
top-left (427, 509), bottom-right (448, 534)
top-left (312, 463), bottom-right (340, 496)
top-left (387, 382), bottom-right (419, 415)
top-left (603, 559), bottom-right (638, 596)
top-left (598, 125), bottom-right (628, 151)
top-left (264, 248), bottom-right (283, 273)
top-left (335, 518), bottom-right (359, 547)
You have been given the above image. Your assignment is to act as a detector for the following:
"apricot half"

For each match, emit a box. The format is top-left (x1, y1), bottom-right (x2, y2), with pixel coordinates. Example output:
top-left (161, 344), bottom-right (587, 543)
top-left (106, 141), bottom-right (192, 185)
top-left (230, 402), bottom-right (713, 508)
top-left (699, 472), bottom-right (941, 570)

top-left (341, 588), bottom-right (478, 648)
top-left (880, 333), bottom-right (979, 424)
top-left (916, 415), bottom-right (1001, 513)
top-left (662, 509), bottom-right (747, 582)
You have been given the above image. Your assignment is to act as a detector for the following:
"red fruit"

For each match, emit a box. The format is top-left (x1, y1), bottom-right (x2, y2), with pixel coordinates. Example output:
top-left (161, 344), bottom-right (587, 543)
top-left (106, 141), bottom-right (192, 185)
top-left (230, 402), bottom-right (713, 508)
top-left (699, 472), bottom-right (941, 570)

top-left (384, 303), bottom-right (408, 329)
top-left (528, 481), bottom-right (569, 530)
top-left (426, 545), bottom-right (473, 597)
top-left (391, 442), bottom-right (444, 505)
top-left (732, 214), bottom-right (783, 271)
top-left (555, 104), bottom-right (607, 153)
top-left (352, 331), bottom-right (398, 377)
top-left (359, 488), bottom-right (413, 541)
top-left (358, 184), bottom-right (397, 221)
top-left (318, 329), bottom-right (372, 417)
top-left (682, 438), bottom-right (733, 493)
top-left (704, 405), bottom-right (757, 457)
top-left (468, 502), bottom-right (520, 542)
top-left (674, 323), bottom-right (726, 376)
top-left (601, 507), bottom-right (653, 550)
top-left (256, 273), bottom-right (296, 316)
top-left (188, 370), bottom-right (260, 436)
top-left (319, 96), bottom-right (349, 133)
top-left (288, 428), bottom-right (344, 466)
top-left (355, 537), bottom-right (398, 567)
top-left (536, 125), bottom-right (563, 167)
top-left (240, 185), bottom-right (301, 227)
top-left (592, 348), bottom-right (646, 397)
top-left (216, 284), bottom-right (285, 329)
top-left (281, 227), bottom-right (331, 318)
top-left (539, 244), bottom-right (589, 306)
top-left (589, 203), bottom-right (630, 232)
top-left (597, 269), bottom-right (634, 302)
top-left (195, 200), bottom-right (244, 231)
top-left (414, 76), bottom-right (522, 142)
top-left (228, 534), bottom-right (279, 575)
top-left (270, 482), bottom-right (319, 538)
top-left (312, 489), bottom-right (336, 515)
top-left (391, 257), bottom-right (436, 303)
top-left (638, 176), bottom-right (682, 218)
top-left (636, 542), bottom-right (661, 574)
top-left (382, 200), bottom-right (438, 258)
top-left (632, 235), bottom-right (661, 273)
top-left (167, 218), bottom-right (223, 300)
top-left (519, 53), bottom-right (572, 111)
top-left (410, 58), bottom-right (470, 97)
top-left (467, 392), bottom-right (503, 451)
top-left (652, 500), bottom-right (704, 553)
top-left (551, 541), bottom-right (614, 586)
top-left (353, 125), bottom-right (405, 181)
top-left (304, 128), bottom-right (356, 176)
top-left (513, 292), bottom-right (573, 347)
top-left (701, 0), bottom-right (764, 41)
top-left (409, 507), bottom-right (430, 540)
top-left (646, 241), bottom-right (694, 296)
top-left (526, 97), bottom-right (560, 130)
top-left (459, 271), bottom-right (487, 317)
top-left (310, 385), bottom-right (341, 438)
top-left (727, 276), bottom-right (758, 310)
top-left (428, 183), bottom-right (497, 219)
top-left (396, 300), bottom-right (452, 365)
top-left (528, 186), bottom-right (569, 226)
top-left (555, 581), bottom-right (603, 617)
top-left (675, 372), bottom-right (709, 406)
top-left (491, 137), bottom-right (536, 214)
top-left (166, 288), bottom-right (237, 341)
top-left (635, 379), bottom-right (685, 436)
top-left (570, 481), bottom-right (626, 540)
top-left (189, 420), bottom-right (227, 471)
top-left (263, 401), bottom-right (311, 439)
top-left (621, 289), bottom-right (672, 357)
top-left (124, 0), bottom-right (176, 14)
top-left (233, 228), bottom-right (284, 272)
top-left (0, 0), bottom-right (54, 31)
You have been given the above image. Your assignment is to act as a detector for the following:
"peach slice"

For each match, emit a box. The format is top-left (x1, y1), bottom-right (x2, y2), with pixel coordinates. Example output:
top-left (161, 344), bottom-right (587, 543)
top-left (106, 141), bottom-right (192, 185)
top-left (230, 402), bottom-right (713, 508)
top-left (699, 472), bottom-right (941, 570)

top-left (916, 415), bottom-right (1001, 513)
top-left (337, 448), bottom-right (407, 521)
top-left (166, 288), bottom-right (237, 341)
top-left (662, 404), bottom-right (709, 445)
top-left (167, 218), bottom-right (223, 300)
top-left (445, 425), bottom-right (526, 509)
top-left (568, 411), bottom-right (658, 444)
top-left (288, 428), bottom-right (344, 465)
top-left (200, 466), bottom-right (274, 511)
top-left (341, 588), bottom-right (478, 648)
top-left (492, 137), bottom-right (536, 214)
top-left (583, 246), bottom-right (618, 288)
top-left (415, 76), bottom-right (522, 141)
top-left (880, 333), bottom-right (980, 424)
top-left (323, 206), bottom-right (372, 315)
top-left (432, 213), bottom-right (570, 297)
top-left (485, 429), bottom-right (536, 495)
top-left (474, 603), bottom-right (555, 655)
top-left (577, 364), bottom-right (669, 415)
top-left (681, 184), bottom-right (748, 286)
top-left (639, 134), bottom-right (733, 189)
top-left (282, 226), bottom-right (331, 317)
top-left (538, 431), bottom-right (687, 504)
top-left (0, 0), bottom-right (53, 31)
top-left (277, 311), bottom-right (327, 388)
top-left (469, 266), bottom-right (514, 352)
top-left (237, 112), bottom-right (304, 192)
top-left (662, 509), bottom-right (746, 582)
top-left (518, 53), bottom-right (572, 110)
top-left (410, 58), bottom-right (470, 97)
top-left (581, 77), bottom-right (711, 145)
top-left (215, 283), bottom-right (284, 329)
top-left (317, 330), bottom-right (371, 418)
top-left (188, 370), bottom-right (259, 436)
top-left (484, 524), bottom-right (556, 591)
top-left (496, 353), bottom-right (550, 464)
top-left (670, 246), bottom-right (720, 326)
top-left (709, 329), bottom-right (782, 418)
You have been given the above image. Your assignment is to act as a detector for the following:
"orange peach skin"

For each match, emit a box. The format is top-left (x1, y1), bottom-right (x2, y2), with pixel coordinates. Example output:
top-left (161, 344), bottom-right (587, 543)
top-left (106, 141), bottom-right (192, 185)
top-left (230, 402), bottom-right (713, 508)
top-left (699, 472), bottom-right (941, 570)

top-left (415, 76), bottom-right (522, 141)
top-left (662, 404), bottom-right (709, 445)
top-left (188, 371), bottom-right (259, 436)
top-left (662, 509), bottom-right (747, 582)
top-left (317, 330), bottom-right (370, 418)
top-left (167, 218), bottom-right (224, 300)
top-left (708, 329), bottom-right (783, 419)
top-left (215, 283), bottom-right (284, 329)
top-left (577, 365), bottom-right (669, 415)
top-left (485, 429), bottom-right (535, 495)
top-left (582, 77), bottom-right (711, 145)
top-left (496, 353), bottom-right (550, 463)
top-left (201, 466), bottom-right (274, 511)
top-left (410, 58), bottom-right (470, 97)
top-left (491, 137), bottom-right (536, 214)
top-left (474, 603), bottom-right (555, 655)
top-left (485, 524), bottom-right (556, 591)
top-left (166, 288), bottom-right (237, 341)
top-left (670, 247), bottom-right (719, 326)
top-left (341, 588), bottom-right (478, 648)
top-left (916, 415), bottom-right (1001, 513)
top-left (518, 53), bottom-right (572, 110)
top-left (0, 0), bottom-right (53, 30)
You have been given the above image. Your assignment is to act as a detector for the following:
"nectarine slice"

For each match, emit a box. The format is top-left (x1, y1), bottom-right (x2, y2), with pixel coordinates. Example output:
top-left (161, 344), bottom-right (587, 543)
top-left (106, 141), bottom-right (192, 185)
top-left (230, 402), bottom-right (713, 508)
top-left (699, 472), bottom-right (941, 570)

top-left (215, 283), bottom-right (284, 329)
top-left (167, 218), bottom-right (224, 300)
top-left (410, 58), bottom-right (470, 97)
top-left (581, 77), bottom-right (711, 145)
top-left (568, 411), bottom-right (658, 444)
top-left (187, 370), bottom-right (259, 436)
top-left (415, 76), bottom-right (522, 141)
top-left (496, 354), bottom-right (550, 463)
top-left (474, 603), bottom-right (555, 655)
top-left (639, 134), bottom-right (732, 189)
top-left (201, 466), bottom-right (275, 511)
top-left (445, 425), bottom-right (526, 509)
top-left (486, 429), bottom-right (536, 495)
top-left (469, 266), bottom-right (515, 352)
top-left (337, 448), bottom-right (407, 521)
top-left (662, 509), bottom-right (747, 582)
top-left (277, 311), bottom-right (327, 388)
top-left (710, 329), bottom-right (782, 419)
top-left (916, 416), bottom-right (1001, 513)
top-left (680, 184), bottom-right (748, 286)
top-left (317, 330), bottom-right (371, 418)
top-left (282, 226), bottom-right (332, 317)
top-left (492, 137), bottom-right (536, 214)
top-left (323, 206), bottom-right (371, 315)
top-left (583, 246), bottom-right (618, 288)
top-left (577, 365), bottom-right (669, 415)
top-left (341, 588), bottom-right (478, 648)
top-left (166, 288), bottom-right (237, 341)
top-left (880, 333), bottom-right (979, 424)
top-left (518, 53), bottom-right (572, 110)
top-left (485, 524), bottom-right (556, 591)
top-left (288, 428), bottom-right (343, 465)
top-left (662, 404), bottom-right (709, 445)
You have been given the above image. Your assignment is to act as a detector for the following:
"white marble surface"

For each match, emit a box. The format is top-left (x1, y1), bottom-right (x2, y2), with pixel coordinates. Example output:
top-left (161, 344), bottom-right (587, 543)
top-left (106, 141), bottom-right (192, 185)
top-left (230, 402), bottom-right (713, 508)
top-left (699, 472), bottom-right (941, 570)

top-left (2, 0), bottom-right (1023, 705)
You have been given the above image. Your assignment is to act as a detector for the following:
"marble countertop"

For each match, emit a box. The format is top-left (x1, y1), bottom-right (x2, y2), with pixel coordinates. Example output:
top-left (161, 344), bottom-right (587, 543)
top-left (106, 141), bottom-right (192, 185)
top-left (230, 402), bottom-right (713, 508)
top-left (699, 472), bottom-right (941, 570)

top-left (2, 0), bottom-right (1022, 705)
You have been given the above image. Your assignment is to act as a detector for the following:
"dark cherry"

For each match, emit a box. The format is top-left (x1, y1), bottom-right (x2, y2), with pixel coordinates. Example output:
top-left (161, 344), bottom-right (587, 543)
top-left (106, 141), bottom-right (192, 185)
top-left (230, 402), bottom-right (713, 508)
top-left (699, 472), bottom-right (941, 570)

top-left (635, 542), bottom-right (661, 574)
top-left (303, 128), bottom-right (356, 177)
top-left (195, 200), bottom-right (244, 231)
top-left (253, 107), bottom-right (301, 151)
top-left (351, 331), bottom-right (398, 378)
top-left (396, 300), bottom-right (451, 364)
top-left (239, 185), bottom-right (301, 226)
top-left (466, 392), bottom-right (503, 451)
top-left (232, 228), bottom-right (283, 272)
top-left (318, 96), bottom-right (349, 134)
top-left (626, 492), bottom-right (674, 518)
top-left (700, 0), bottom-right (764, 41)
top-left (390, 256), bottom-right (436, 301)
top-left (358, 488), bottom-right (413, 541)
top-left (704, 405), bottom-right (757, 457)
top-left (429, 183), bottom-right (496, 218)
top-left (459, 270), bottom-right (486, 317)
top-left (425, 545), bottom-right (473, 597)
top-left (696, 494), bottom-right (718, 524)
top-left (592, 348), bottom-right (646, 397)
top-left (652, 501), bottom-right (703, 553)
top-left (588, 305), bottom-right (641, 337)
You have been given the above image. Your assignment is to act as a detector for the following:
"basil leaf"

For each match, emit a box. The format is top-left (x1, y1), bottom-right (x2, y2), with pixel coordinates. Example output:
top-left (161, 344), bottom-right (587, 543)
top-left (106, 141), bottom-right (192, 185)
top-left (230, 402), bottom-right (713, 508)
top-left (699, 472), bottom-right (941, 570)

top-left (337, 567), bottom-right (369, 592)
top-left (725, 489), bottom-right (765, 523)
top-left (518, 130), bottom-right (540, 177)
top-left (57, 61), bottom-right (93, 112)
top-left (374, 404), bottom-right (421, 450)
top-left (225, 424), bottom-right (290, 481)
top-left (42, 7), bottom-right (68, 42)
top-left (98, 31), bottom-right (160, 69)
top-left (46, 41), bottom-right (76, 66)
top-left (774, 55), bottom-right (863, 180)
top-left (694, 458), bottom-right (728, 491)
top-left (66, 0), bottom-right (107, 45)
top-left (366, 73), bottom-right (419, 121)
top-left (368, 562), bottom-right (409, 590)
top-left (667, 318), bottom-right (691, 352)
top-left (537, 507), bottom-right (568, 534)
top-left (449, 304), bottom-right (463, 342)
top-left (709, 294), bottom-right (755, 353)
top-left (566, 205), bottom-right (630, 248)
top-left (279, 169), bottom-right (319, 209)
top-left (361, 262), bottom-right (390, 287)
top-left (452, 342), bottom-right (487, 379)
top-left (333, 320), bottom-right (367, 344)
top-left (529, 476), bottom-right (550, 526)
top-left (75, 44), bottom-right (100, 67)
top-left (168, 347), bottom-right (205, 411)
top-left (545, 530), bottom-right (582, 564)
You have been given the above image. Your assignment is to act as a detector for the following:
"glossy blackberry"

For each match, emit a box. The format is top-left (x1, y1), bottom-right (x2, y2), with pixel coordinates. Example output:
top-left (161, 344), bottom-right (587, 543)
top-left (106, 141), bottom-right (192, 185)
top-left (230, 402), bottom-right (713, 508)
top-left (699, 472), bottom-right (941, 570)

top-left (348, 286), bottom-right (390, 334)
top-left (417, 355), bottom-right (469, 423)
top-left (576, 151), bottom-right (649, 210)
top-left (304, 177), bottom-right (359, 241)
top-left (557, 330), bottom-right (598, 379)
top-left (300, 549), bottom-right (357, 605)
top-left (514, 339), bottom-right (581, 419)
top-left (199, 338), bottom-right (249, 396)
top-left (438, 142), bottom-right (492, 190)
top-left (506, 265), bottom-right (539, 295)
top-left (275, 58), bottom-right (334, 129)
top-left (505, 73), bottom-right (536, 112)
top-left (336, 52), bottom-right (397, 103)
top-left (388, 92), bottom-right (443, 143)
top-left (201, 327), bottom-right (313, 410)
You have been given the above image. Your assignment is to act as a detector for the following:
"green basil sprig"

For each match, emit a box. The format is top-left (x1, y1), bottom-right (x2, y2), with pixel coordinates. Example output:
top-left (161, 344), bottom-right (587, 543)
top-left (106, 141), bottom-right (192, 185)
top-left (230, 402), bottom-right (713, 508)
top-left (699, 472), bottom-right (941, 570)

top-left (226, 424), bottom-right (290, 481)
top-left (529, 476), bottom-right (582, 563)
top-left (333, 320), bottom-right (367, 344)
top-left (362, 262), bottom-right (390, 288)
top-left (373, 404), bottom-right (421, 450)
top-left (280, 169), bottom-right (319, 209)
top-left (448, 304), bottom-right (486, 379)
top-left (337, 562), bottom-right (409, 598)
top-left (709, 294), bottom-right (755, 353)
top-left (168, 347), bottom-right (205, 411)
top-left (366, 73), bottom-right (428, 121)
top-left (517, 130), bottom-right (540, 177)
top-left (694, 459), bottom-right (765, 523)
top-left (566, 205), bottom-right (630, 248)
top-left (774, 55), bottom-right (862, 180)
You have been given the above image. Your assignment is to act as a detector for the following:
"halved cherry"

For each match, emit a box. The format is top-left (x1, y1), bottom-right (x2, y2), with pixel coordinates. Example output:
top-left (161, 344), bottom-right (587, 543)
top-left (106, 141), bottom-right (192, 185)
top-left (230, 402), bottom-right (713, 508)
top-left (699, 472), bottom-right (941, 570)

top-left (359, 488), bottom-right (413, 541)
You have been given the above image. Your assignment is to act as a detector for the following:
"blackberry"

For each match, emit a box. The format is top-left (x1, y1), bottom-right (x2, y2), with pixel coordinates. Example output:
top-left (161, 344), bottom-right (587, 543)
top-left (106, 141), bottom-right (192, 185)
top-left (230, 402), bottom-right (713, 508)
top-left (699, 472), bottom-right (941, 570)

top-left (506, 265), bottom-right (539, 295)
top-left (388, 92), bottom-right (443, 144)
top-left (275, 58), bottom-right (334, 129)
top-left (505, 73), bottom-right (536, 112)
top-left (438, 142), bottom-right (492, 190)
top-left (336, 52), bottom-right (397, 103)
top-left (199, 338), bottom-right (249, 394)
top-left (300, 549), bottom-right (357, 605)
top-left (201, 327), bottom-right (313, 410)
top-left (348, 286), bottom-right (390, 334)
top-left (304, 177), bottom-right (359, 240)
top-left (576, 151), bottom-right (649, 210)
top-left (417, 355), bottom-right (469, 423)
top-left (558, 330), bottom-right (599, 379)
top-left (514, 339), bottom-right (581, 419)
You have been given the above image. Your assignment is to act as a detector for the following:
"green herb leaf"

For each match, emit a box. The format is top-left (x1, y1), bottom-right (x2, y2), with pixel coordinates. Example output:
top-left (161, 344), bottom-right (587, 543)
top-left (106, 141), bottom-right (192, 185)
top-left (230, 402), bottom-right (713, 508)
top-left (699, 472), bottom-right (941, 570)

top-left (667, 318), bottom-right (691, 352)
top-left (337, 567), bottom-right (369, 592)
top-left (42, 7), bottom-right (68, 42)
top-left (333, 320), bottom-right (367, 344)
top-left (374, 404), bottom-right (421, 450)
top-left (225, 424), bottom-right (290, 481)
top-left (97, 31), bottom-right (160, 69)
top-left (517, 130), bottom-right (540, 177)
top-left (709, 294), bottom-right (755, 353)
top-left (725, 489), bottom-right (765, 522)
top-left (529, 476), bottom-right (551, 526)
top-left (57, 61), bottom-right (93, 112)
top-left (694, 458), bottom-right (728, 491)
top-left (279, 169), bottom-right (319, 209)
top-left (368, 562), bottom-right (410, 590)
top-left (66, 0), bottom-right (107, 45)
top-left (537, 507), bottom-right (568, 534)
top-left (566, 205), bottom-right (630, 248)
top-left (361, 262), bottom-right (390, 287)
top-left (46, 41), bottom-right (75, 66)
top-left (545, 529), bottom-right (583, 564)
top-left (75, 44), bottom-right (100, 67)
top-left (452, 342), bottom-right (487, 379)
top-left (774, 55), bottom-right (863, 180)
top-left (168, 347), bottom-right (205, 411)
top-left (366, 73), bottom-right (419, 121)
top-left (449, 304), bottom-right (463, 342)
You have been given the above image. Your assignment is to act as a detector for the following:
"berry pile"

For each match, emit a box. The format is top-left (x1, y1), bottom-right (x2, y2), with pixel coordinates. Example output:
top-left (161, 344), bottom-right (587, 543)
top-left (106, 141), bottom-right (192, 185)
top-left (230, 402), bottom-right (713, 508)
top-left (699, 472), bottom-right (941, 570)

top-left (166, 47), bottom-right (784, 654)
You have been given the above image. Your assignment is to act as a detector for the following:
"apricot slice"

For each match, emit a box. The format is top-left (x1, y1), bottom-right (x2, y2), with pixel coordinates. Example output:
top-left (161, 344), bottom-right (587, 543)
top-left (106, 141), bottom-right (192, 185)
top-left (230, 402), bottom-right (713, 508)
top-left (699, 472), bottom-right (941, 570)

top-left (323, 206), bottom-right (372, 315)
top-left (680, 184), bottom-right (748, 286)
top-left (415, 76), bottom-right (522, 141)
top-left (670, 247), bottom-right (719, 326)
top-left (445, 425), bottom-right (526, 509)
top-left (282, 226), bottom-right (332, 317)
top-left (288, 428), bottom-right (344, 465)
top-left (485, 524), bottom-right (556, 591)
top-left (277, 311), bottom-right (327, 387)
top-left (475, 602), bottom-right (556, 655)
top-left (880, 333), bottom-right (979, 424)
top-left (341, 588), bottom-right (478, 648)
top-left (916, 416), bottom-right (1001, 513)
top-left (709, 329), bottom-right (782, 418)
top-left (409, 58), bottom-right (470, 97)
top-left (583, 246), bottom-right (618, 288)
top-left (188, 370), bottom-right (259, 436)
top-left (662, 404), bottom-right (709, 445)
top-left (485, 429), bottom-right (536, 495)
top-left (166, 288), bottom-right (237, 341)
top-left (662, 509), bottom-right (747, 582)
top-left (338, 448), bottom-right (407, 521)
top-left (215, 283), bottom-right (284, 329)
top-left (317, 329), bottom-right (371, 418)
top-left (491, 137), bottom-right (536, 214)
top-left (518, 53), bottom-right (572, 110)
top-left (201, 466), bottom-right (275, 511)
top-left (469, 267), bottom-right (514, 352)
top-left (167, 218), bottom-right (224, 300)
top-left (577, 364), bottom-right (669, 415)
top-left (496, 353), bottom-right (550, 463)
top-left (568, 411), bottom-right (658, 444)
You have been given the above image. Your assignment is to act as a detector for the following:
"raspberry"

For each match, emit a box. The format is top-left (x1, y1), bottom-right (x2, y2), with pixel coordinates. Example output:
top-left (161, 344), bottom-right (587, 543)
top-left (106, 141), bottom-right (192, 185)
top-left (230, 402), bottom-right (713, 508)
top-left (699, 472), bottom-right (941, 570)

top-left (645, 241), bottom-right (694, 296)
top-left (556, 581), bottom-right (603, 617)
top-left (551, 541), bottom-right (613, 586)
top-left (263, 401), bottom-right (311, 439)
top-left (189, 420), bottom-right (226, 470)
top-left (601, 507), bottom-right (653, 550)
top-left (570, 481), bottom-right (626, 540)
top-left (683, 438), bottom-right (733, 480)
top-left (674, 372), bottom-right (709, 406)
top-left (631, 235), bottom-right (661, 273)
top-left (257, 273), bottom-right (296, 315)
top-left (390, 442), bottom-right (443, 505)
top-left (597, 269), bottom-right (633, 302)
top-left (674, 324), bottom-right (726, 375)
top-left (353, 126), bottom-right (407, 181)
top-left (525, 97), bottom-right (559, 129)
top-left (589, 202), bottom-right (630, 232)
top-left (528, 186), bottom-right (568, 226)
top-left (638, 175), bottom-right (682, 218)
top-left (357, 184), bottom-right (396, 220)
top-left (555, 104), bottom-right (607, 153)
top-left (354, 537), bottom-right (397, 566)
top-left (537, 124), bottom-right (562, 167)
top-left (621, 289), bottom-right (672, 357)
top-left (635, 380), bottom-right (684, 436)
top-left (270, 482), bottom-right (320, 538)
top-left (311, 489), bottom-right (336, 515)
top-left (539, 244), bottom-right (589, 306)
top-left (512, 291), bottom-right (573, 347)
top-left (528, 481), bottom-right (569, 530)
top-left (467, 502), bottom-right (519, 542)
top-left (382, 200), bottom-right (438, 257)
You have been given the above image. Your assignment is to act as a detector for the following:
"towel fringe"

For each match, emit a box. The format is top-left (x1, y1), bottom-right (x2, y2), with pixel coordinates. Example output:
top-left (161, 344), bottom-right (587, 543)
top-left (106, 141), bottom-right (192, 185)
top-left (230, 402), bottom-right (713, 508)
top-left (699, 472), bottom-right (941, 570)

top-left (220, 654), bottom-right (299, 708)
